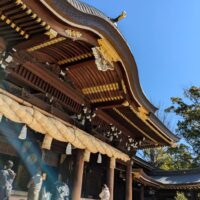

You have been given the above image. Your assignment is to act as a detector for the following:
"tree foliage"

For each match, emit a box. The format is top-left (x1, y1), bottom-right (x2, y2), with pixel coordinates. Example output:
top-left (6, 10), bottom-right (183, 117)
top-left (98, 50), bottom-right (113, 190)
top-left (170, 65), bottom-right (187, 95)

top-left (165, 86), bottom-right (200, 164)
top-left (175, 192), bottom-right (188, 200)
top-left (142, 148), bottom-right (169, 169)
top-left (141, 87), bottom-right (200, 170)
top-left (142, 144), bottom-right (194, 170)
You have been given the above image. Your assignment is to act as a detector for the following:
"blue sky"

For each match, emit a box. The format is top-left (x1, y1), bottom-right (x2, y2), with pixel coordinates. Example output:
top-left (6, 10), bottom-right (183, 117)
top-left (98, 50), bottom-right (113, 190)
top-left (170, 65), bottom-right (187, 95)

top-left (81, 0), bottom-right (199, 123)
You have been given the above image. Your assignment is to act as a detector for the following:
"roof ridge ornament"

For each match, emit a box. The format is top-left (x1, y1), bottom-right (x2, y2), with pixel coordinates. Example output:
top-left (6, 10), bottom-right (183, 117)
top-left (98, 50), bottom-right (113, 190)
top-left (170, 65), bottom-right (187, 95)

top-left (110, 11), bottom-right (127, 24)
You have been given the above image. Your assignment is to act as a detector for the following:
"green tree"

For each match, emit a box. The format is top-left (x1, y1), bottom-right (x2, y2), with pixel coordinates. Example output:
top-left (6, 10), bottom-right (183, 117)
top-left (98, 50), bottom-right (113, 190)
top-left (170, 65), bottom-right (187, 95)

top-left (141, 103), bottom-right (195, 170)
top-left (140, 87), bottom-right (200, 170)
top-left (165, 86), bottom-right (200, 165)
top-left (164, 144), bottom-right (194, 170)
top-left (175, 192), bottom-right (188, 200)
top-left (141, 109), bottom-right (173, 170)
top-left (142, 148), bottom-right (171, 169)
top-left (142, 144), bottom-right (194, 170)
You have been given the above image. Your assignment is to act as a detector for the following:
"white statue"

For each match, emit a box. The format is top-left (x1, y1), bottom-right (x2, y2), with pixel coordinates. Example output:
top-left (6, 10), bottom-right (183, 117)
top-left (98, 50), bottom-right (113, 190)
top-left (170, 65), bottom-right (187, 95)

top-left (99, 184), bottom-right (110, 200)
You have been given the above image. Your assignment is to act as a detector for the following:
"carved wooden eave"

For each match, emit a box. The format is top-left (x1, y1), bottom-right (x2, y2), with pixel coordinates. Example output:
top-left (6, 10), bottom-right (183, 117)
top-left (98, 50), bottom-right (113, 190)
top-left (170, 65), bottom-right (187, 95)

top-left (34, 0), bottom-right (178, 144)
top-left (21, 0), bottom-right (154, 111)
top-left (0, 0), bottom-right (178, 154)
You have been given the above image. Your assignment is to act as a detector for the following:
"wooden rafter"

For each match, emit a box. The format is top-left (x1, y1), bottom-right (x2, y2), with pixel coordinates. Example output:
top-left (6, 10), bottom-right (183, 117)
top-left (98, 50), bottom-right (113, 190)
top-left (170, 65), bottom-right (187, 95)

top-left (20, 0), bottom-right (98, 45)
top-left (0, 14), bottom-right (29, 39)
top-left (27, 37), bottom-right (66, 52)
top-left (58, 52), bottom-right (93, 65)
top-left (65, 59), bottom-right (95, 70)
top-left (14, 35), bottom-right (50, 50)
top-left (12, 52), bottom-right (86, 105)
top-left (82, 82), bottom-right (119, 95)
top-left (24, 62), bottom-right (85, 104)
top-left (91, 100), bottom-right (125, 109)
top-left (113, 108), bottom-right (158, 144)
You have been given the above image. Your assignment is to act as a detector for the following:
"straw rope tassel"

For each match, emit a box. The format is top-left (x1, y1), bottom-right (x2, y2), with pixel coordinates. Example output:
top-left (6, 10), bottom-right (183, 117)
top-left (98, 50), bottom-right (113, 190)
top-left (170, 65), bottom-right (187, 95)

top-left (0, 114), bottom-right (3, 122)
top-left (18, 125), bottom-right (27, 140)
top-left (97, 153), bottom-right (102, 163)
top-left (84, 150), bottom-right (91, 162)
top-left (42, 135), bottom-right (53, 150)
top-left (66, 143), bottom-right (72, 155)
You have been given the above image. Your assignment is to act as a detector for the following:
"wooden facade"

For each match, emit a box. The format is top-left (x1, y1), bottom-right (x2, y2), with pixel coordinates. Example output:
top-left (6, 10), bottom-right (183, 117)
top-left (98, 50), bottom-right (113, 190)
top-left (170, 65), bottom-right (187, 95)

top-left (0, 0), bottom-right (182, 199)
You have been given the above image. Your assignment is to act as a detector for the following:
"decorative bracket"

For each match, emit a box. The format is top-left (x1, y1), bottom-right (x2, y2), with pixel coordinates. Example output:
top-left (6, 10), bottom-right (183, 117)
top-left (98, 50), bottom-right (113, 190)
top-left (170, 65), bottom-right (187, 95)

top-left (138, 107), bottom-right (149, 121)
top-left (65, 29), bottom-right (82, 39)
top-left (45, 28), bottom-right (58, 39)
top-left (92, 38), bottom-right (121, 72)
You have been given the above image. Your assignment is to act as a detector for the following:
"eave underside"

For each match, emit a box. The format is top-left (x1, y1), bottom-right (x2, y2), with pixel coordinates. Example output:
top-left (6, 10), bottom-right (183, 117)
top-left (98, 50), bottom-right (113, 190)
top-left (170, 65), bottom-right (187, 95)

top-left (0, 0), bottom-right (178, 155)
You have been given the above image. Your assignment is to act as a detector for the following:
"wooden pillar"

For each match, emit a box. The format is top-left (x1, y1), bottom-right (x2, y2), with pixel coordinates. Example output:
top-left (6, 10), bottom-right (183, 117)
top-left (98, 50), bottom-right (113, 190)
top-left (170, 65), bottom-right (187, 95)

top-left (141, 185), bottom-right (144, 200)
top-left (126, 161), bottom-right (133, 200)
top-left (107, 158), bottom-right (115, 200)
top-left (72, 150), bottom-right (85, 200)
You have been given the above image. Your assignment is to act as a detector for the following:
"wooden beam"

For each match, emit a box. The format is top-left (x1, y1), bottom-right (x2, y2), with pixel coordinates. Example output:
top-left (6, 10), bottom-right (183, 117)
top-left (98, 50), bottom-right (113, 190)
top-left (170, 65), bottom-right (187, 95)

top-left (96, 109), bottom-right (135, 138)
top-left (60, 54), bottom-right (94, 67)
top-left (72, 150), bottom-right (85, 200)
top-left (2, 81), bottom-right (83, 129)
top-left (7, 71), bottom-right (81, 114)
top-left (107, 158), bottom-right (115, 200)
top-left (27, 62), bottom-right (85, 104)
top-left (114, 62), bottom-right (141, 109)
top-left (0, 37), bottom-right (6, 51)
top-left (126, 161), bottom-right (132, 200)
top-left (14, 35), bottom-right (52, 50)
top-left (91, 98), bottom-right (124, 109)
top-left (141, 185), bottom-right (144, 200)
top-left (13, 52), bottom-right (86, 105)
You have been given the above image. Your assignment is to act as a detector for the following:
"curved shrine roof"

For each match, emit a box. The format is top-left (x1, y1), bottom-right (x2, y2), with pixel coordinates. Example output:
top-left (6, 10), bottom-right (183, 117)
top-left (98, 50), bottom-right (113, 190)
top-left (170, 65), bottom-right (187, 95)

top-left (0, 0), bottom-right (179, 150)
top-left (133, 168), bottom-right (200, 189)
top-left (66, 0), bottom-right (110, 22)
top-left (151, 168), bottom-right (200, 185)
top-left (40, 0), bottom-right (157, 112)
top-left (39, 0), bottom-right (179, 144)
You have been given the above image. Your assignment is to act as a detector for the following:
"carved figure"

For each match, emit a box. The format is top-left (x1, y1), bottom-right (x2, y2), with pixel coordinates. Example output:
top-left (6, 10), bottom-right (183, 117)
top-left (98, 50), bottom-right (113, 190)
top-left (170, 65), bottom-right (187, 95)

top-left (99, 184), bottom-right (110, 200)
top-left (0, 160), bottom-right (16, 200)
